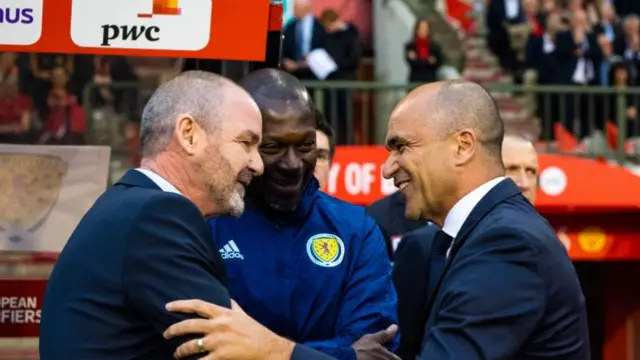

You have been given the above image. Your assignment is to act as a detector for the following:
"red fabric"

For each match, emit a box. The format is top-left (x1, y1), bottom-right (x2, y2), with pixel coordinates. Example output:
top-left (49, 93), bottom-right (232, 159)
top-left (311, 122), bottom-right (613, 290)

top-left (415, 38), bottom-right (430, 59)
top-left (530, 16), bottom-right (543, 36)
top-left (0, 95), bottom-right (31, 126)
top-left (43, 95), bottom-right (86, 135)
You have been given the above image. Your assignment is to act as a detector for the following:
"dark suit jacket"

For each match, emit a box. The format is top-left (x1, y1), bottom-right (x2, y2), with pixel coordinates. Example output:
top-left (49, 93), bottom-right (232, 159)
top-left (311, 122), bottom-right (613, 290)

top-left (404, 179), bottom-right (590, 359)
top-left (392, 225), bottom-right (439, 360)
top-left (282, 16), bottom-right (327, 79)
top-left (554, 31), bottom-right (603, 85)
top-left (525, 34), bottom-right (557, 85)
top-left (366, 192), bottom-right (426, 257)
top-left (40, 169), bottom-right (231, 360)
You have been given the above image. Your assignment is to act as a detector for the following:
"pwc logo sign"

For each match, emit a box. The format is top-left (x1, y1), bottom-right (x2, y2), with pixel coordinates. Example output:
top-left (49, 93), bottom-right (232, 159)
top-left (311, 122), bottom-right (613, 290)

top-left (70, 0), bottom-right (212, 51)
top-left (0, 0), bottom-right (43, 46)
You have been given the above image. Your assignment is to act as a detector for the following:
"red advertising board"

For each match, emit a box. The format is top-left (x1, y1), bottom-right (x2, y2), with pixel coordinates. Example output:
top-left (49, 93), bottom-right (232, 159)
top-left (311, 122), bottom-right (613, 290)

top-left (0, 279), bottom-right (47, 338)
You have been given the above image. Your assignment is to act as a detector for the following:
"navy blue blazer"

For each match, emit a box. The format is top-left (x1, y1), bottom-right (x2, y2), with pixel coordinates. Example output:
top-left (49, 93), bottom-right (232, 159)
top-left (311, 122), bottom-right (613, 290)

top-left (393, 224), bottom-right (439, 360)
top-left (40, 170), bottom-right (232, 359)
top-left (39, 169), bottom-right (339, 360)
top-left (406, 179), bottom-right (590, 359)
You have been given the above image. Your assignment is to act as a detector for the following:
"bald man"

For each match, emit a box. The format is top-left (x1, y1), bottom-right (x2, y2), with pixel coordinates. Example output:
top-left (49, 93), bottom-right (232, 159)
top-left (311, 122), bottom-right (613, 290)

top-left (385, 80), bottom-right (589, 360)
top-left (502, 135), bottom-right (538, 204)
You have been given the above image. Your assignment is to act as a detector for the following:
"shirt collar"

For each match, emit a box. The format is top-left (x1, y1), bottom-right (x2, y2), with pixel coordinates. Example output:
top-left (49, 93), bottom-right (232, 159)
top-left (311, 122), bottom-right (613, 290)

top-left (442, 177), bottom-right (505, 238)
top-left (136, 168), bottom-right (182, 195)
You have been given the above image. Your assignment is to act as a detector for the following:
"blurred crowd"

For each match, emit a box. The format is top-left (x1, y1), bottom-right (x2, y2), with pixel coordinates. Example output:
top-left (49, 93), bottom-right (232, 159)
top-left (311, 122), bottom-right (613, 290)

top-left (487, 0), bottom-right (640, 138)
top-left (4, 0), bottom-right (640, 149)
top-left (0, 52), bottom-right (139, 146)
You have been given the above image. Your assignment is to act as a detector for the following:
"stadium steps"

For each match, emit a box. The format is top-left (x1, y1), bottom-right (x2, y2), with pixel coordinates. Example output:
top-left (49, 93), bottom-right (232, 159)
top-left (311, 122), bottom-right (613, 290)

top-left (461, 6), bottom-right (540, 140)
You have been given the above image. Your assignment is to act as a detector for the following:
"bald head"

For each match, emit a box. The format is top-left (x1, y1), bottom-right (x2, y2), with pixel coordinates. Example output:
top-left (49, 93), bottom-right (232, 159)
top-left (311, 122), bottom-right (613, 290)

top-left (502, 135), bottom-right (538, 203)
top-left (239, 68), bottom-right (314, 117)
top-left (140, 71), bottom-right (241, 157)
top-left (395, 80), bottom-right (504, 159)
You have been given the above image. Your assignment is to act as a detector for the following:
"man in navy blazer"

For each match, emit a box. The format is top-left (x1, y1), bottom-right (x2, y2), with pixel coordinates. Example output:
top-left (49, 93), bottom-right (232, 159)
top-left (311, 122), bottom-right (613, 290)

top-left (40, 71), bottom-right (337, 360)
top-left (385, 80), bottom-right (589, 360)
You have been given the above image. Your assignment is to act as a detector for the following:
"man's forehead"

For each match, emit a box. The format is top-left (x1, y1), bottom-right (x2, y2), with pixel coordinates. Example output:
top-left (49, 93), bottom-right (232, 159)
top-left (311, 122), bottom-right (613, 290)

top-left (316, 130), bottom-right (329, 148)
top-left (503, 144), bottom-right (538, 166)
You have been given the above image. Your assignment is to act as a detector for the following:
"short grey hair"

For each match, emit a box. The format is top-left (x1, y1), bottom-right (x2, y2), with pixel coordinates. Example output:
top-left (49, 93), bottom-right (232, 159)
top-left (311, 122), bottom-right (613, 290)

top-left (139, 71), bottom-right (231, 157)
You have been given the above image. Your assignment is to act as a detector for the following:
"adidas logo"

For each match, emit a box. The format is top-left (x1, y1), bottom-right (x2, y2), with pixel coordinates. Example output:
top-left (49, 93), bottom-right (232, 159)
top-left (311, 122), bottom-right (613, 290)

top-left (219, 240), bottom-right (244, 260)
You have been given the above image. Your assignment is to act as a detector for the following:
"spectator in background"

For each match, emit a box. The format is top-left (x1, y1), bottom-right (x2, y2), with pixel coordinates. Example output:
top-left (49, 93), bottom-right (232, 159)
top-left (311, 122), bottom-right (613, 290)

top-left (486, 0), bottom-right (524, 81)
top-left (38, 67), bottom-right (86, 145)
top-left (314, 109), bottom-right (335, 190)
top-left (619, 14), bottom-right (640, 84)
top-left (0, 56), bottom-right (32, 144)
top-left (321, 9), bottom-right (361, 81)
top-left (598, 34), bottom-right (617, 86)
top-left (320, 8), bottom-right (361, 143)
top-left (502, 135), bottom-right (539, 204)
top-left (405, 18), bottom-right (443, 84)
top-left (554, 10), bottom-right (603, 137)
top-left (593, 2), bottom-right (622, 44)
top-left (541, 0), bottom-right (559, 18)
top-left (525, 13), bottom-right (565, 138)
top-left (282, 0), bottom-right (327, 80)
top-left (604, 60), bottom-right (638, 136)
top-left (24, 53), bottom-right (74, 115)
top-left (91, 56), bottom-right (138, 120)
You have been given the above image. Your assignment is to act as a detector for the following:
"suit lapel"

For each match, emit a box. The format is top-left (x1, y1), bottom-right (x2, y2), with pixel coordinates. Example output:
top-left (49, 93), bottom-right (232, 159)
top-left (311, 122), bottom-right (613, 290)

top-left (446, 179), bottom-right (522, 262)
top-left (412, 179), bottom-right (523, 354)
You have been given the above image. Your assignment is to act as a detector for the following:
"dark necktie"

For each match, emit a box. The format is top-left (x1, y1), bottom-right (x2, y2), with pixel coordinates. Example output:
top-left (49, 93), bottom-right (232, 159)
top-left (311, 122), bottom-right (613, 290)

top-left (426, 230), bottom-right (454, 299)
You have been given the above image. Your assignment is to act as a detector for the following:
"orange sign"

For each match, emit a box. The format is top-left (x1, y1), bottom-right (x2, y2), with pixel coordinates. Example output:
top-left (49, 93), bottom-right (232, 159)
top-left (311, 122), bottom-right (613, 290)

top-left (327, 146), bottom-right (640, 211)
top-left (0, 0), bottom-right (271, 61)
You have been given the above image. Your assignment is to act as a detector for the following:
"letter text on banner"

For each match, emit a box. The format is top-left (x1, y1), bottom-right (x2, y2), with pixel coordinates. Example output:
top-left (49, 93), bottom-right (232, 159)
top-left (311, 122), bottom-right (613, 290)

top-left (0, 0), bottom-right (271, 61)
top-left (0, 279), bottom-right (47, 337)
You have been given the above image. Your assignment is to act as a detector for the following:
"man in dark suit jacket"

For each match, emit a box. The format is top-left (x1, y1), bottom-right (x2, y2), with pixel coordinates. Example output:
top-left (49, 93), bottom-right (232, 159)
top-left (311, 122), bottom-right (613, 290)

top-left (392, 224), bottom-right (439, 360)
top-left (384, 80), bottom-right (589, 359)
top-left (367, 191), bottom-right (427, 257)
top-left (40, 71), bottom-right (336, 360)
top-left (282, 0), bottom-right (327, 80)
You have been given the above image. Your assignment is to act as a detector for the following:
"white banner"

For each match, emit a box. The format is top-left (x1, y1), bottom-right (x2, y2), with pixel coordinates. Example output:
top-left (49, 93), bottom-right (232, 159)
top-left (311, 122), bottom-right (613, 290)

top-left (0, 145), bottom-right (111, 252)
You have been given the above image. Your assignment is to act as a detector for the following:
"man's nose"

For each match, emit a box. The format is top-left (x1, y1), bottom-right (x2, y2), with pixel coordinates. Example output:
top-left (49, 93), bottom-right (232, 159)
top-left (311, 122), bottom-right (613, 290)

top-left (382, 154), bottom-right (398, 180)
top-left (515, 171), bottom-right (530, 191)
top-left (250, 148), bottom-right (264, 176)
top-left (279, 148), bottom-right (303, 171)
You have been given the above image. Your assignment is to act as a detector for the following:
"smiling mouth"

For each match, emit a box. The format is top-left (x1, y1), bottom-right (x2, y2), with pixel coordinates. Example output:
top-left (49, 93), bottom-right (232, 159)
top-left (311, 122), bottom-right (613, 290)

top-left (395, 180), bottom-right (410, 191)
top-left (273, 178), bottom-right (301, 188)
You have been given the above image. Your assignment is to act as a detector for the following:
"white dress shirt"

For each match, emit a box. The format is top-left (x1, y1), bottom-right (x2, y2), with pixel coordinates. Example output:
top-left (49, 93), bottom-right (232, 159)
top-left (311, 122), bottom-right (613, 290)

top-left (504, 0), bottom-right (520, 20)
top-left (136, 168), bottom-right (182, 195)
top-left (298, 14), bottom-right (314, 57)
top-left (442, 177), bottom-right (506, 257)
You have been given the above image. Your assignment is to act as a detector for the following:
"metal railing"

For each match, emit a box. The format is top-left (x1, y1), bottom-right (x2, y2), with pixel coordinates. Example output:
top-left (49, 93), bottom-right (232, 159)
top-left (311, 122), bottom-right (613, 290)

top-left (82, 81), bottom-right (640, 168)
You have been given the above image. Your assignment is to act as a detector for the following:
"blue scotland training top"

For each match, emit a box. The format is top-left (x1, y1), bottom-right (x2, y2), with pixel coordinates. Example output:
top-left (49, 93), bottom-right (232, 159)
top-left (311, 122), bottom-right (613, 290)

top-left (208, 178), bottom-right (398, 360)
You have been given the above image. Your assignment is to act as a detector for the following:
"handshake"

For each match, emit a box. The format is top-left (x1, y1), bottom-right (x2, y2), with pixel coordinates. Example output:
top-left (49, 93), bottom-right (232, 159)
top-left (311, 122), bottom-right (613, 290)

top-left (164, 299), bottom-right (400, 360)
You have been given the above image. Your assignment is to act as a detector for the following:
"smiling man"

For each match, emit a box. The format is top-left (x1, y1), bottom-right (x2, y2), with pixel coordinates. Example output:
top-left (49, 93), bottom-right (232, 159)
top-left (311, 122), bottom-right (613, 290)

top-left (207, 69), bottom-right (398, 360)
top-left (387, 80), bottom-right (588, 360)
